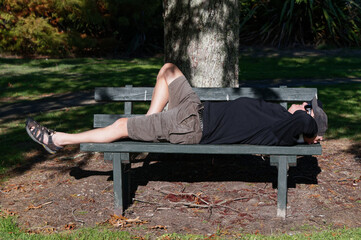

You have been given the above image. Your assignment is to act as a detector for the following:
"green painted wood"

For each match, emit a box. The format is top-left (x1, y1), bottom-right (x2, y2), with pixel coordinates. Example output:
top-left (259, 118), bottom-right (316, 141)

top-left (112, 153), bottom-right (131, 215)
top-left (271, 155), bottom-right (294, 219)
top-left (80, 141), bottom-right (322, 155)
top-left (112, 153), bottom-right (123, 215)
top-left (124, 85), bottom-right (133, 115)
top-left (120, 153), bottom-right (131, 213)
top-left (279, 85), bottom-right (288, 109)
top-left (94, 114), bottom-right (142, 128)
top-left (270, 155), bottom-right (297, 167)
top-left (95, 87), bottom-right (317, 102)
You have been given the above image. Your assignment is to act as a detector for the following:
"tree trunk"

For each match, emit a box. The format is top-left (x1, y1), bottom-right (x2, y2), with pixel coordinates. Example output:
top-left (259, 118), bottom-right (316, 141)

top-left (164, 0), bottom-right (239, 87)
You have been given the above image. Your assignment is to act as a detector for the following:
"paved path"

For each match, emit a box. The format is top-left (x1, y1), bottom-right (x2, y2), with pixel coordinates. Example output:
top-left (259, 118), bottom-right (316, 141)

top-left (1, 78), bottom-right (360, 120)
top-left (0, 91), bottom-right (95, 121)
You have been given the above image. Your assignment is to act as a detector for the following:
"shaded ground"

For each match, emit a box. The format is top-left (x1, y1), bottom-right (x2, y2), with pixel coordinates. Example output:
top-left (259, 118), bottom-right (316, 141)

top-left (1, 139), bottom-right (360, 238)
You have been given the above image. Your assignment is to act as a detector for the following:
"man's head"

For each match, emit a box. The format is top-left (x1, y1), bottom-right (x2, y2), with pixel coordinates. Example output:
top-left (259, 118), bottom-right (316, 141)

top-left (307, 96), bottom-right (328, 136)
top-left (288, 96), bottom-right (328, 137)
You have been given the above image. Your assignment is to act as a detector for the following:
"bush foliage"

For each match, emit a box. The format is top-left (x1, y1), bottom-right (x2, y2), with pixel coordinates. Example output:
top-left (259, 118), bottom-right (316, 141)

top-left (0, 0), bottom-right (360, 56)
top-left (0, 0), bottom-right (163, 56)
top-left (240, 0), bottom-right (361, 47)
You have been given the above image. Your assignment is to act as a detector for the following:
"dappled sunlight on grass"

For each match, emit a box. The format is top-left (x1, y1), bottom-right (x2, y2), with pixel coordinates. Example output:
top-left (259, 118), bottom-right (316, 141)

top-left (239, 56), bottom-right (361, 81)
top-left (317, 84), bottom-right (361, 141)
top-left (0, 58), bottom-right (163, 99)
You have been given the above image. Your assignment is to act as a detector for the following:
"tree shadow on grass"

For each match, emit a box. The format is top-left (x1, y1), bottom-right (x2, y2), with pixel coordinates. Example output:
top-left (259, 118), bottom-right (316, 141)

top-left (0, 58), bottom-right (163, 99)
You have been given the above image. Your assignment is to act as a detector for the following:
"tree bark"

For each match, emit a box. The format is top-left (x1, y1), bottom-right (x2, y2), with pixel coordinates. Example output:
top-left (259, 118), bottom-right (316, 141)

top-left (164, 0), bottom-right (239, 87)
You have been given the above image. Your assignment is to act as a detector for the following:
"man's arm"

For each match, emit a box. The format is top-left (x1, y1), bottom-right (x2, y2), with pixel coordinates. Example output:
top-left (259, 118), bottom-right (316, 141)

top-left (272, 111), bottom-right (318, 146)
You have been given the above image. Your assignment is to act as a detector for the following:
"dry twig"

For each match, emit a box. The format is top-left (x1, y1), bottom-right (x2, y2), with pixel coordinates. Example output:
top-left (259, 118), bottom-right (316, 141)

top-left (135, 188), bottom-right (250, 214)
top-left (25, 201), bottom-right (53, 211)
top-left (72, 209), bottom-right (85, 224)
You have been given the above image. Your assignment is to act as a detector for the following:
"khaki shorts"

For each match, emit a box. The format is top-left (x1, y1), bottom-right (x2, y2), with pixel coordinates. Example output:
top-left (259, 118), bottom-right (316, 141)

top-left (127, 76), bottom-right (202, 144)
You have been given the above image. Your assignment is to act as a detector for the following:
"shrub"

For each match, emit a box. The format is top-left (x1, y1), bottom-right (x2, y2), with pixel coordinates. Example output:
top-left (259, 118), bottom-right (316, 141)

top-left (239, 0), bottom-right (361, 47)
top-left (0, 0), bottom-right (163, 56)
top-left (0, 0), bottom-right (67, 55)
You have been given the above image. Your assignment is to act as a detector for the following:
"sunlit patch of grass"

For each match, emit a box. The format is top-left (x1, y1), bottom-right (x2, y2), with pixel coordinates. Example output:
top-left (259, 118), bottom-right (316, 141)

top-left (239, 56), bottom-right (361, 81)
top-left (0, 57), bottom-right (163, 99)
top-left (316, 84), bottom-right (361, 141)
top-left (0, 212), bottom-right (361, 240)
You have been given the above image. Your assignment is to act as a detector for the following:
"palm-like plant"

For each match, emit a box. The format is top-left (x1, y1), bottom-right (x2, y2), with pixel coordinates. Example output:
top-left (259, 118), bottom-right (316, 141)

top-left (240, 0), bottom-right (361, 47)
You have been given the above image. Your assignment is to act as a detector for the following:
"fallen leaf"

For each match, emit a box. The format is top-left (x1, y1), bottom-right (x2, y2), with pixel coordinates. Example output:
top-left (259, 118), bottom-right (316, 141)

top-left (64, 223), bottom-right (76, 230)
top-left (2, 209), bottom-right (17, 216)
top-left (164, 193), bottom-right (194, 202)
top-left (27, 227), bottom-right (56, 234)
top-left (328, 189), bottom-right (337, 195)
top-left (309, 194), bottom-right (321, 199)
top-left (151, 225), bottom-right (167, 230)
top-left (101, 214), bottom-right (148, 228)
top-left (2, 185), bottom-right (25, 193)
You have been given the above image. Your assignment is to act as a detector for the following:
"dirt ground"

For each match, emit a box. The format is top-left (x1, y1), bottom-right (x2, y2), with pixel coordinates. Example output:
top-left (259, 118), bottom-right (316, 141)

top-left (1, 138), bottom-right (360, 238)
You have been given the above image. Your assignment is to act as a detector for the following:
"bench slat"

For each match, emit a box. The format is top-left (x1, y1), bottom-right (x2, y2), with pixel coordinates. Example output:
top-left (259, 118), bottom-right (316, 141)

top-left (95, 87), bottom-right (317, 102)
top-left (94, 114), bottom-right (141, 128)
top-left (80, 141), bottom-right (322, 156)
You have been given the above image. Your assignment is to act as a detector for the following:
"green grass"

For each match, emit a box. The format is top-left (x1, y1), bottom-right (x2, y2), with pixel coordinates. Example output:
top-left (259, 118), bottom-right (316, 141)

top-left (0, 215), bottom-right (134, 239)
top-left (317, 84), bottom-right (361, 141)
top-left (239, 55), bottom-right (361, 81)
top-left (0, 57), bottom-right (163, 99)
top-left (0, 215), bottom-right (361, 239)
top-left (1, 55), bottom-right (361, 100)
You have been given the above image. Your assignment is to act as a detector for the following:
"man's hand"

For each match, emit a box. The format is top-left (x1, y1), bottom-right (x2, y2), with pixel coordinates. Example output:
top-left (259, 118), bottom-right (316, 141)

top-left (304, 135), bottom-right (323, 144)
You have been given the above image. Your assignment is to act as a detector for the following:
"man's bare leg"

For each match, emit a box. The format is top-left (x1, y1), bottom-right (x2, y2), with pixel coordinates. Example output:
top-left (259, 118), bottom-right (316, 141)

top-left (51, 118), bottom-right (128, 146)
top-left (146, 63), bottom-right (184, 115)
top-left (28, 63), bottom-right (184, 149)
top-left (53, 63), bottom-right (185, 145)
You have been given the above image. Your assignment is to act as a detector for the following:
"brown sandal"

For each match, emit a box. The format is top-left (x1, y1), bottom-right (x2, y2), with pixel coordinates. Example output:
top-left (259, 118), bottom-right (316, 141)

top-left (25, 117), bottom-right (63, 154)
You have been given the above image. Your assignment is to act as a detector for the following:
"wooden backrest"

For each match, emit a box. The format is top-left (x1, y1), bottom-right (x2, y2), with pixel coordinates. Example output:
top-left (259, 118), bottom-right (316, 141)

top-left (93, 86), bottom-right (318, 128)
top-left (95, 86), bottom-right (317, 102)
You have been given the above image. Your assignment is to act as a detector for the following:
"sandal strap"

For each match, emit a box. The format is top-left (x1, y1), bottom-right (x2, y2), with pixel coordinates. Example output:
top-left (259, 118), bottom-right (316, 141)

top-left (48, 134), bottom-right (62, 151)
top-left (26, 117), bottom-right (62, 152)
top-left (29, 122), bottom-right (45, 143)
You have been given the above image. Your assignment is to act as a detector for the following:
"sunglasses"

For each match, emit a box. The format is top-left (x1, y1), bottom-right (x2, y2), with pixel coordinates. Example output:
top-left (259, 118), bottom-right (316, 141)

top-left (304, 104), bottom-right (312, 115)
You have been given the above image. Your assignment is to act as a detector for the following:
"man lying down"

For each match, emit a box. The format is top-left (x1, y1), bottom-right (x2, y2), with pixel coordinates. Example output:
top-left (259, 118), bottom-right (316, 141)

top-left (26, 63), bottom-right (328, 154)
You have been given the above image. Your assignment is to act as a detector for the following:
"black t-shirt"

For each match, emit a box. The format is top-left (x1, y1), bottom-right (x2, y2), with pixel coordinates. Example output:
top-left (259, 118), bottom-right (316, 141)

top-left (200, 97), bottom-right (318, 145)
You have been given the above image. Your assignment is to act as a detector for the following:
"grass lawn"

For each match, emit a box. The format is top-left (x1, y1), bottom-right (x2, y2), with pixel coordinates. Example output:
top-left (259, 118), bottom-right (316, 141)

top-left (1, 53), bottom-right (361, 239)
top-left (0, 57), bottom-right (163, 99)
top-left (1, 214), bottom-right (361, 239)
top-left (239, 55), bottom-right (361, 81)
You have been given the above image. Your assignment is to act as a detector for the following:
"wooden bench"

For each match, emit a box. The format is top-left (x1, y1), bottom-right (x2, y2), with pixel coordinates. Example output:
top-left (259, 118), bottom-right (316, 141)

top-left (80, 85), bottom-right (322, 219)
